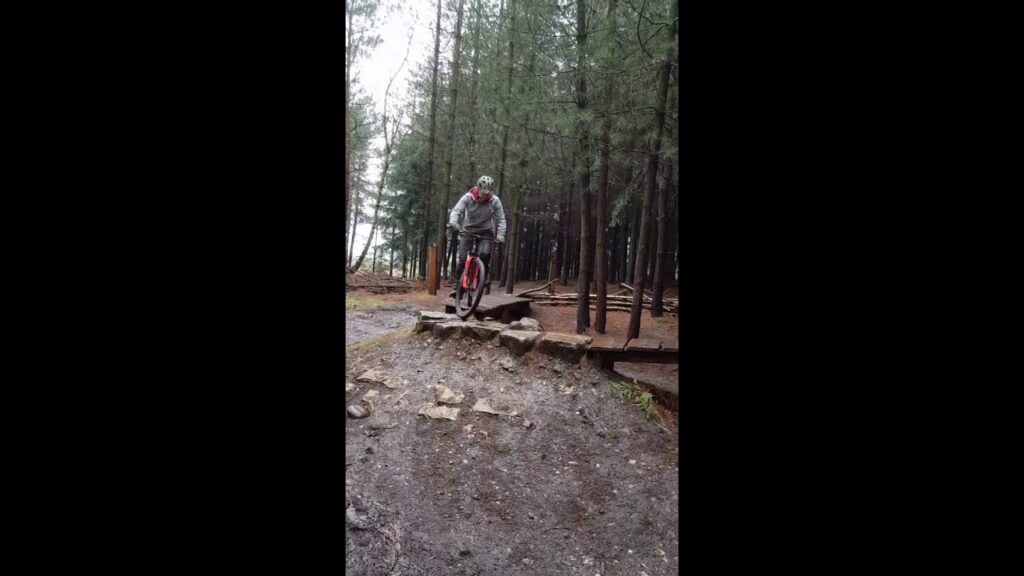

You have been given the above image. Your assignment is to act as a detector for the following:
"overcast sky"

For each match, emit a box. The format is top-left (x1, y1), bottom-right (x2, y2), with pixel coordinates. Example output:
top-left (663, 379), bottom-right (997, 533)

top-left (349, 1), bottom-right (434, 259)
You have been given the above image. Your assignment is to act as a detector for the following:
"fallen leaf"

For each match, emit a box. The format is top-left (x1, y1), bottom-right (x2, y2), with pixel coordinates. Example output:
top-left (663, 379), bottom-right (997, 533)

top-left (418, 403), bottom-right (460, 421)
top-left (472, 398), bottom-right (517, 416)
top-left (434, 385), bottom-right (465, 405)
top-left (357, 369), bottom-right (389, 384)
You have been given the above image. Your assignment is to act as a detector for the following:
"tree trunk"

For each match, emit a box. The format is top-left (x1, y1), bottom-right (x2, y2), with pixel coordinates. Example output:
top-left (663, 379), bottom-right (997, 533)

top-left (627, 1), bottom-right (676, 339)
top-left (574, 0), bottom-right (591, 333)
top-left (345, 9), bottom-right (353, 276)
top-left (497, 0), bottom-right (515, 240)
top-left (504, 182), bottom-right (521, 294)
top-left (505, 177), bottom-right (528, 293)
top-left (348, 186), bottom-right (359, 267)
top-left (351, 152), bottom-right (392, 272)
top-left (595, 116), bottom-right (610, 332)
top-left (437, 0), bottom-right (466, 290)
top-left (645, 185), bottom-right (658, 282)
top-left (651, 153), bottom-right (673, 315)
top-left (468, 0), bottom-right (482, 179)
top-left (402, 225), bottom-right (409, 278)
top-left (560, 186), bottom-right (573, 285)
top-left (425, 0), bottom-right (443, 292)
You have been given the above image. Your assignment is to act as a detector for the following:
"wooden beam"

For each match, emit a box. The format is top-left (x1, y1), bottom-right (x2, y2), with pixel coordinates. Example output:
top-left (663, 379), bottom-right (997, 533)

top-left (427, 245), bottom-right (439, 295)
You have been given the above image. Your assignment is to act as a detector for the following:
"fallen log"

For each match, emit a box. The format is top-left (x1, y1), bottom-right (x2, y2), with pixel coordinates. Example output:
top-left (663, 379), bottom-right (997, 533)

top-left (514, 281), bottom-right (554, 298)
top-left (530, 300), bottom-right (676, 313)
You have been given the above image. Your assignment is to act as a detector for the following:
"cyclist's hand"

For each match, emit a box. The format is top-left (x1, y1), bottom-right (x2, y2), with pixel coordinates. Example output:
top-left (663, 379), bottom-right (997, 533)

top-left (495, 236), bottom-right (505, 244)
top-left (449, 223), bottom-right (462, 235)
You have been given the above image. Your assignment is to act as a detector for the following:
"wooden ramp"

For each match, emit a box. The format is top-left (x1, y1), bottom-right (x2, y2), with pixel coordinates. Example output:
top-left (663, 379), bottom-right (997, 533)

top-left (444, 294), bottom-right (532, 322)
top-left (586, 335), bottom-right (679, 370)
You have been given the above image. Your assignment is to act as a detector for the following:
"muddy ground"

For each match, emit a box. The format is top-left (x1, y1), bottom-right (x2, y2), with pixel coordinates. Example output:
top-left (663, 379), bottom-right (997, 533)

top-left (345, 328), bottom-right (679, 576)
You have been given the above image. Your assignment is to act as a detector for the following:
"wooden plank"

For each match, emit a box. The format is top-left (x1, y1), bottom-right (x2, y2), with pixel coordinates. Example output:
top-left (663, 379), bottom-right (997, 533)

top-left (625, 338), bottom-right (662, 352)
top-left (443, 296), bottom-right (530, 314)
top-left (606, 352), bottom-right (677, 364)
top-left (660, 339), bottom-right (678, 353)
top-left (588, 334), bottom-right (628, 352)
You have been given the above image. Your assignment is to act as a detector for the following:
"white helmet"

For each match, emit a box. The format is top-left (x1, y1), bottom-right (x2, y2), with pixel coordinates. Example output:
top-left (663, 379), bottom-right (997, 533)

top-left (476, 175), bottom-right (494, 198)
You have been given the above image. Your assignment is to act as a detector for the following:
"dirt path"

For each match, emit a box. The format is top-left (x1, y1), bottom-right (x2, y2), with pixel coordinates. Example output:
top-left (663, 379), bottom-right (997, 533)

top-left (346, 302), bottom-right (423, 346)
top-left (346, 331), bottom-right (679, 575)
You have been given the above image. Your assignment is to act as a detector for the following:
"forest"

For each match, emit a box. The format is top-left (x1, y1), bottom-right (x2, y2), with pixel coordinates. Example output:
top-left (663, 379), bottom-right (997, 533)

top-left (346, 0), bottom-right (678, 337)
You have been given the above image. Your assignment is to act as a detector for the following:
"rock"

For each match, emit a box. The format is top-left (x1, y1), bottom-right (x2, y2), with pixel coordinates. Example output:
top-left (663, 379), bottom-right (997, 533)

top-left (415, 310), bottom-right (458, 333)
top-left (347, 403), bottom-right (370, 419)
top-left (523, 419), bottom-right (533, 429)
top-left (361, 389), bottom-right (379, 402)
top-left (499, 330), bottom-right (541, 356)
top-left (346, 381), bottom-right (355, 392)
top-left (418, 403), bottom-right (460, 420)
top-left (536, 332), bottom-right (592, 362)
top-left (434, 385), bottom-right (465, 405)
top-left (462, 321), bottom-right (505, 341)
top-left (472, 398), bottom-right (517, 416)
top-left (356, 369), bottom-right (389, 384)
top-left (508, 317), bottom-right (542, 331)
top-left (432, 321), bottom-right (464, 340)
top-left (346, 504), bottom-right (370, 530)
top-left (498, 357), bottom-right (519, 373)
top-left (382, 376), bottom-right (407, 389)
top-left (559, 383), bottom-right (575, 395)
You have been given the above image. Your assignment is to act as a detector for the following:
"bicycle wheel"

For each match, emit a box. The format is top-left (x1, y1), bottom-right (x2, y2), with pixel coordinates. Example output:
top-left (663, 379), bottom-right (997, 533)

top-left (455, 258), bottom-right (487, 320)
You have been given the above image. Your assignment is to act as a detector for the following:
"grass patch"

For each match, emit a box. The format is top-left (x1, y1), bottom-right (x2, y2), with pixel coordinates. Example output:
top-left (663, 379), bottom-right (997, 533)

top-left (345, 326), bottom-right (415, 353)
top-left (613, 380), bottom-right (669, 432)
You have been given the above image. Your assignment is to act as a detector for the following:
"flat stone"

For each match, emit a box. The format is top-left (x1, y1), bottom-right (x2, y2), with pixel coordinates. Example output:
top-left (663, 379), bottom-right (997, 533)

top-left (499, 330), bottom-right (541, 356)
top-left (432, 321), bottom-right (465, 339)
top-left (508, 317), bottom-right (542, 331)
top-left (588, 334), bottom-right (627, 352)
top-left (661, 339), bottom-right (678, 353)
top-left (416, 311), bottom-right (459, 333)
top-left (536, 332), bottom-right (592, 362)
top-left (625, 338), bottom-right (662, 352)
top-left (347, 404), bottom-right (370, 419)
top-left (462, 321), bottom-right (506, 341)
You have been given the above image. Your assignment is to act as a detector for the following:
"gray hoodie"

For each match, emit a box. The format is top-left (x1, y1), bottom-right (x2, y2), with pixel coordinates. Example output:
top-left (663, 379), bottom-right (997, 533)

top-left (448, 191), bottom-right (507, 241)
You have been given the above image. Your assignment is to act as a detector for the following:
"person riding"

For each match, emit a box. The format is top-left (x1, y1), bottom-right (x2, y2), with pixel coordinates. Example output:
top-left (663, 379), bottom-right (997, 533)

top-left (448, 175), bottom-right (506, 292)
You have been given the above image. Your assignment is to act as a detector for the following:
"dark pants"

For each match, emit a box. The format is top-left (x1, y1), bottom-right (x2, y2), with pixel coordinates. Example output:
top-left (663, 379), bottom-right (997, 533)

top-left (457, 235), bottom-right (493, 280)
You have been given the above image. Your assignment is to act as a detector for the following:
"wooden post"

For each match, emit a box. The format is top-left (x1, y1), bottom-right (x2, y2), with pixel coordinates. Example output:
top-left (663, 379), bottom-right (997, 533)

top-left (427, 245), bottom-right (438, 296)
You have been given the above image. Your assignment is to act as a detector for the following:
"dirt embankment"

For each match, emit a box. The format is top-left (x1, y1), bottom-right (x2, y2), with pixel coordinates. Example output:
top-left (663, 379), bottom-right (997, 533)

top-left (345, 331), bottom-right (679, 576)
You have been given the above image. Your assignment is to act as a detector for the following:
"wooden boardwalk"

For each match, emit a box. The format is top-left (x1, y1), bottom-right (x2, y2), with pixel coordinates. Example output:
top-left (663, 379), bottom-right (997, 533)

top-left (443, 294), bottom-right (531, 322)
top-left (586, 335), bottom-right (679, 370)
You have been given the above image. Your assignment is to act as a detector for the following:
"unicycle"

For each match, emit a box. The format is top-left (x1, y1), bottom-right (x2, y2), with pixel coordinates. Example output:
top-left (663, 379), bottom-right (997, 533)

top-left (454, 233), bottom-right (488, 320)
